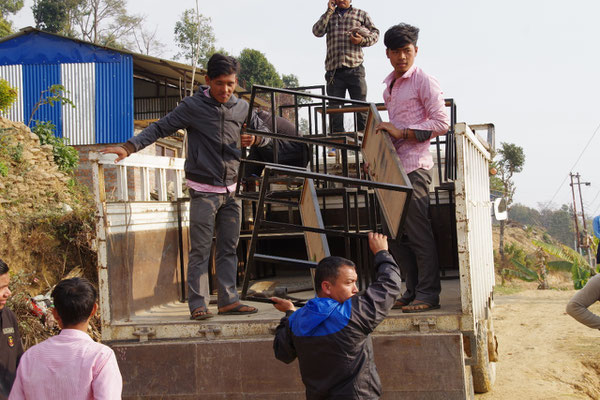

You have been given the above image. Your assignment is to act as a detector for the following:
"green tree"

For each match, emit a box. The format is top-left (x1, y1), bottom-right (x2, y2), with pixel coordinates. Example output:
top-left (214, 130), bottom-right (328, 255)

top-left (173, 8), bottom-right (216, 68)
top-left (0, 78), bottom-right (17, 113)
top-left (32, 0), bottom-right (81, 34)
top-left (533, 239), bottom-right (595, 289)
top-left (76, 0), bottom-right (142, 46)
top-left (31, 121), bottom-right (79, 173)
top-left (502, 246), bottom-right (571, 290)
top-left (0, 0), bottom-right (23, 37)
top-left (282, 73), bottom-right (299, 88)
top-left (130, 25), bottom-right (165, 56)
top-left (497, 143), bottom-right (525, 205)
top-left (539, 203), bottom-right (575, 247)
top-left (29, 0), bottom-right (140, 46)
top-left (27, 84), bottom-right (75, 126)
top-left (31, 0), bottom-right (140, 46)
top-left (238, 48), bottom-right (283, 89)
top-left (496, 142), bottom-right (525, 269)
top-left (509, 203), bottom-right (542, 227)
top-left (0, 0), bottom-right (22, 14)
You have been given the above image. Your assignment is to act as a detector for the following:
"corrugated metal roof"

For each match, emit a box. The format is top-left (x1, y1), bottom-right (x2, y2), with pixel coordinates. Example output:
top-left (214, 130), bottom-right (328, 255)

top-left (0, 27), bottom-right (261, 103)
top-left (0, 27), bottom-right (264, 145)
top-left (0, 27), bottom-right (234, 94)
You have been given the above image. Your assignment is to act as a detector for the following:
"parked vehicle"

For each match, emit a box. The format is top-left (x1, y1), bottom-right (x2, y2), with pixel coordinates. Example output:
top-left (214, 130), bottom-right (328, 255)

top-left (90, 106), bottom-right (496, 399)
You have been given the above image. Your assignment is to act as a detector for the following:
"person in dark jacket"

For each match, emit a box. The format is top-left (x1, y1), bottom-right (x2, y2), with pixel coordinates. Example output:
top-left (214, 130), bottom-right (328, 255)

top-left (271, 232), bottom-right (400, 399)
top-left (244, 110), bottom-right (309, 178)
top-left (0, 259), bottom-right (23, 400)
top-left (101, 54), bottom-right (262, 319)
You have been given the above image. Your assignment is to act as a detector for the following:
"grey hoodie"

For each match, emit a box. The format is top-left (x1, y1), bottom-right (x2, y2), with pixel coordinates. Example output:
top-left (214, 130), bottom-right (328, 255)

top-left (127, 86), bottom-right (249, 186)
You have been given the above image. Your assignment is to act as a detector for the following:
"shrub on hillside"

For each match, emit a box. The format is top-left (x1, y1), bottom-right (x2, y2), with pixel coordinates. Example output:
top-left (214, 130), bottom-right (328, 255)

top-left (31, 121), bottom-right (79, 174)
top-left (0, 79), bottom-right (18, 114)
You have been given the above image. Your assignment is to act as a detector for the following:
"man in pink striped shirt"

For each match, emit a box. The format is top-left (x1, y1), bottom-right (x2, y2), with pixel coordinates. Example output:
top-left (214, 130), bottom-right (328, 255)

top-left (9, 278), bottom-right (122, 400)
top-left (376, 23), bottom-right (449, 313)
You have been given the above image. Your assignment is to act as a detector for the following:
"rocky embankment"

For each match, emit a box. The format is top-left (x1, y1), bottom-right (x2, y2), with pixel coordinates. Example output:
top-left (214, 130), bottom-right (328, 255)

top-left (0, 117), bottom-right (98, 348)
top-left (0, 117), bottom-right (76, 215)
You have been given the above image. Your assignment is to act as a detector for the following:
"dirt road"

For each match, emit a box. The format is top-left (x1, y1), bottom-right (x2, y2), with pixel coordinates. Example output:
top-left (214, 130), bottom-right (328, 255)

top-left (476, 288), bottom-right (600, 400)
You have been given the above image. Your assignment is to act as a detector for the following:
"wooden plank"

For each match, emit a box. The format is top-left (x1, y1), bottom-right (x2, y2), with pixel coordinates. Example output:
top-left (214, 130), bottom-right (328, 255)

top-left (361, 104), bottom-right (412, 239)
top-left (299, 178), bottom-right (330, 263)
top-left (299, 178), bottom-right (331, 290)
top-left (318, 104), bottom-right (387, 114)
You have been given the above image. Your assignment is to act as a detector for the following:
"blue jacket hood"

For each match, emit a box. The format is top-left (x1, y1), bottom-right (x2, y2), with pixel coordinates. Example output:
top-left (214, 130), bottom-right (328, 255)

top-left (289, 297), bottom-right (352, 337)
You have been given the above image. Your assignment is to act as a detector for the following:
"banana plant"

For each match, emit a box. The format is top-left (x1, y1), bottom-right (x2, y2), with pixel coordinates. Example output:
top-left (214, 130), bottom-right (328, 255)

top-left (532, 239), bottom-right (595, 289)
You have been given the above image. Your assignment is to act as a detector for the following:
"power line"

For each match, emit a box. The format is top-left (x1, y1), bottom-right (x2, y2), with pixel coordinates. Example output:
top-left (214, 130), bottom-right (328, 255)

top-left (543, 121), bottom-right (600, 208)
top-left (593, 201), bottom-right (600, 217)
top-left (587, 189), bottom-right (600, 211)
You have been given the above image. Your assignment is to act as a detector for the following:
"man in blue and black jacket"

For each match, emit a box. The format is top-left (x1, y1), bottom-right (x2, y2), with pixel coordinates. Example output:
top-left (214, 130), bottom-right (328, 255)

top-left (272, 232), bottom-right (401, 399)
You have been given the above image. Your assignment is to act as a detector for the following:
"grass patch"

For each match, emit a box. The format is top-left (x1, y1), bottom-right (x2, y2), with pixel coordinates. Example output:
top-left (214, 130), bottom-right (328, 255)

top-left (495, 284), bottom-right (527, 296)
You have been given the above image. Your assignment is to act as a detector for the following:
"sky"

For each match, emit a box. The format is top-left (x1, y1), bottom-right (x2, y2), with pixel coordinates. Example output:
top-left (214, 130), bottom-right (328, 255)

top-left (10, 0), bottom-right (600, 215)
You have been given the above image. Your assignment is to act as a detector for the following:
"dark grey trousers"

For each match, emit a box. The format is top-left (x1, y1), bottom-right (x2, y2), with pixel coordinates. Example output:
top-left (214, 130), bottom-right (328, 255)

top-left (325, 64), bottom-right (367, 133)
top-left (188, 189), bottom-right (241, 312)
top-left (385, 168), bottom-right (441, 305)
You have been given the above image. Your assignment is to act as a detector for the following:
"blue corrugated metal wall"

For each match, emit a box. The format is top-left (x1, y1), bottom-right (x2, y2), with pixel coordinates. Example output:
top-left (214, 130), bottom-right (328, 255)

top-left (22, 64), bottom-right (63, 136)
top-left (95, 55), bottom-right (133, 144)
top-left (0, 31), bottom-right (134, 145)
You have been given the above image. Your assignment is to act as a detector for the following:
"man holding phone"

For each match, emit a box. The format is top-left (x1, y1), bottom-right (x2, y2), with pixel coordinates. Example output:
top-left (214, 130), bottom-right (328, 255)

top-left (312, 0), bottom-right (379, 134)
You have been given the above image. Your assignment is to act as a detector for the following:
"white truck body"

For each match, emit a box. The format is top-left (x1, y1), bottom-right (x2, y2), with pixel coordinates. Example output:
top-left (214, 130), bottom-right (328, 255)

top-left (91, 122), bottom-right (496, 399)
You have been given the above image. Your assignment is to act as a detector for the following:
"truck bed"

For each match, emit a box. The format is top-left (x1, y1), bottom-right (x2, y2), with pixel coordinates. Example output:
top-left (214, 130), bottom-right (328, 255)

top-left (104, 279), bottom-right (463, 343)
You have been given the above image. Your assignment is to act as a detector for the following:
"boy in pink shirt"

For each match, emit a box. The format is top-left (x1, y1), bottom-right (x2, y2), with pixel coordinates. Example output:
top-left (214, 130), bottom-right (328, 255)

top-left (376, 23), bottom-right (449, 313)
top-left (9, 278), bottom-right (122, 400)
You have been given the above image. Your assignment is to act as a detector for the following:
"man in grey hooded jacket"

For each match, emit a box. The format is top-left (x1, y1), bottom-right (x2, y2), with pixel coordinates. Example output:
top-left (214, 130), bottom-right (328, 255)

top-left (272, 232), bottom-right (400, 399)
top-left (102, 54), bottom-right (261, 319)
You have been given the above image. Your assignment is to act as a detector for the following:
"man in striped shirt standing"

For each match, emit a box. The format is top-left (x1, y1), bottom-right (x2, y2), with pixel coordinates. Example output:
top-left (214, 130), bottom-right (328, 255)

top-left (312, 0), bottom-right (379, 134)
top-left (375, 23), bottom-right (450, 313)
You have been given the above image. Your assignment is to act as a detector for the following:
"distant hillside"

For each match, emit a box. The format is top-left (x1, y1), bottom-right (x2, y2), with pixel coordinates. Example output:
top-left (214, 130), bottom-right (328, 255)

top-left (491, 220), bottom-right (551, 255)
top-left (508, 203), bottom-right (575, 248)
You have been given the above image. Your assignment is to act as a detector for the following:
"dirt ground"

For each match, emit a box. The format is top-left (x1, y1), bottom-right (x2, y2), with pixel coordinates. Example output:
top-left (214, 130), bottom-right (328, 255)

top-left (475, 286), bottom-right (600, 400)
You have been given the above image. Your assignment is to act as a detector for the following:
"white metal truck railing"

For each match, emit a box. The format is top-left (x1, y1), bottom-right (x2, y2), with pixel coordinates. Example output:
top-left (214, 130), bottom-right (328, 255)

top-left (454, 123), bottom-right (495, 327)
top-left (90, 152), bottom-right (186, 202)
top-left (89, 152), bottom-right (188, 335)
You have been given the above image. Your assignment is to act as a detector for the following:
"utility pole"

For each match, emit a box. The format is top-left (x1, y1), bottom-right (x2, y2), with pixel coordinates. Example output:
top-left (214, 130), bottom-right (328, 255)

top-left (570, 172), bottom-right (592, 264)
top-left (570, 173), bottom-right (580, 250)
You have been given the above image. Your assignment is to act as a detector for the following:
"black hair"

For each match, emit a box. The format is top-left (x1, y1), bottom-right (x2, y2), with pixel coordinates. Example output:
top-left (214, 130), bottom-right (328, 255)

top-left (315, 256), bottom-right (356, 295)
top-left (0, 259), bottom-right (8, 275)
top-left (206, 53), bottom-right (240, 79)
top-left (384, 23), bottom-right (420, 49)
top-left (52, 277), bottom-right (97, 327)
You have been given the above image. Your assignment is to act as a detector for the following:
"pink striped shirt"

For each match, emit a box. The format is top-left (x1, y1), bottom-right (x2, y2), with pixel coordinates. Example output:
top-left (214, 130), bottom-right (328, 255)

top-left (187, 179), bottom-right (237, 194)
top-left (382, 65), bottom-right (450, 174)
top-left (9, 329), bottom-right (122, 400)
